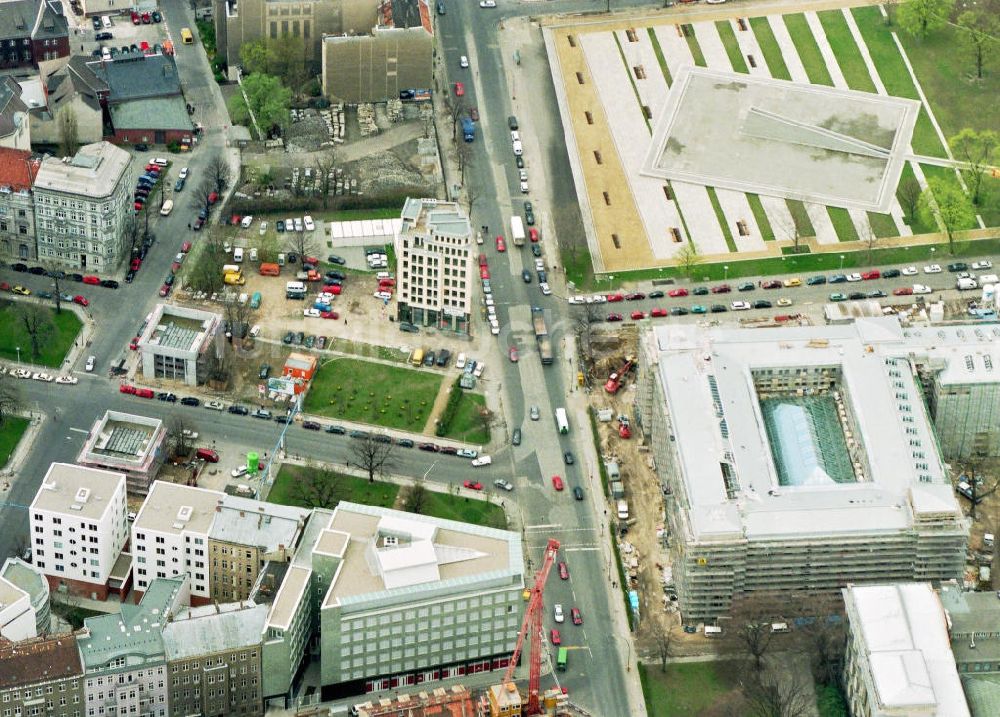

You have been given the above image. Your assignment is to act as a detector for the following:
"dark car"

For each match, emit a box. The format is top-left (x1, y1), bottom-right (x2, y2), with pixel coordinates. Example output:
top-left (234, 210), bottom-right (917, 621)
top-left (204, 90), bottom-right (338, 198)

top-left (174, 178), bottom-right (185, 192)
top-left (294, 331), bottom-right (304, 345)
top-left (325, 270), bottom-right (345, 281)
top-left (947, 262), bottom-right (968, 272)
top-left (440, 446), bottom-right (458, 455)
top-left (180, 397), bottom-right (200, 407)
top-left (692, 286), bottom-right (709, 295)
top-left (11, 263), bottom-right (27, 272)
top-left (92, 16), bottom-right (102, 30)
top-left (515, 155), bottom-right (524, 169)
top-left (282, 332), bottom-right (294, 344)
top-left (806, 275), bottom-right (827, 286)
top-left (327, 254), bottom-right (346, 265)
top-left (133, 143), bottom-right (148, 152)
top-left (563, 451), bottom-right (575, 465)
top-left (397, 438), bottom-right (415, 448)
top-left (419, 442), bottom-right (440, 452)
top-left (537, 270), bottom-right (547, 284)
top-left (522, 269), bottom-right (531, 283)
top-left (436, 349), bottom-right (451, 367)
top-left (848, 292), bottom-right (866, 300)
top-left (28, 266), bottom-right (45, 275)
top-left (625, 292), bottom-right (646, 301)
top-left (669, 307), bottom-right (689, 316)
top-left (350, 430), bottom-right (370, 439)
top-left (70, 273), bottom-right (84, 282)
top-left (152, 10), bottom-right (161, 21)
top-left (524, 201), bottom-right (535, 226)
top-left (512, 428), bottom-right (521, 446)
top-left (867, 289), bottom-right (887, 298)
top-left (648, 290), bottom-right (665, 299)
top-left (101, 279), bottom-right (119, 289)
top-left (274, 415), bottom-right (292, 424)
top-left (530, 243), bottom-right (542, 257)
top-left (753, 300), bottom-right (772, 309)
top-left (258, 364), bottom-right (271, 379)
top-left (881, 269), bottom-right (901, 279)
top-left (738, 282), bottom-right (755, 292)
top-left (710, 304), bottom-right (727, 313)
top-left (325, 424), bottom-right (346, 435)
top-left (276, 220), bottom-right (285, 232)
top-left (373, 434), bottom-right (393, 444)
top-left (399, 322), bottom-right (419, 333)
top-left (762, 280), bottom-right (782, 289)
top-left (96, 31), bottom-right (113, 40)
top-left (156, 392), bottom-right (177, 402)
top-left (573, 486), bottom-right (584, 501)
top-left (711, 284), bottom-right (731, 294)
top-left (829, 274), bottom-right (848, 284)
top-left (228, 405), bottom-right (250, 415)
top-left (423, 351), bottom-right (436, 366)
top-left (164, 274), bottom-right (175, 286)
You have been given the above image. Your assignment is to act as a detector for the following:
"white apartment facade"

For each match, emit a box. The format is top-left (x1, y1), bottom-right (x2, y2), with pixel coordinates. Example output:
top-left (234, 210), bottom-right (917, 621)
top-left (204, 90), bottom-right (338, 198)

top-left (32, 141), bottom-right (133, 271)
top-left (29, 463), bottom-right (129, 600)
top-left (395, 198), bottom-right (473, 334)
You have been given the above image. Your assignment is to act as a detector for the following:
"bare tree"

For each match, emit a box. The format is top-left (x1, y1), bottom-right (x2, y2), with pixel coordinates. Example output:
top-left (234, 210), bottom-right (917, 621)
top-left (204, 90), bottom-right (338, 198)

top-left (15, 304), bottom-right (54, 361)
top-left (726, 596), bottom-right (777, 672)
top-left (221, 295), bottom-right (255, 342)
top-left (741, 665), bottom-right (813, 717)
top-left (193, 178), bottom-right (215, 212)
top-left (571, 303), bottom-right (602, 365)
top-left (859, 221), bottom-right (878, 265)
top-left (456, 140), bottom-right (473, 184)
top-left (206, 154), bottom-right (231, 195)
top-left (965, 461), bottom-right (1000, 520)
top-left (779, 214), bottom-right (804, 256)
top-left (286, 229), bottom-right (320, 260)
top-left (446, 96), bottom-right (466, 140)
top-left (56, 105), bottom-right (79, 158)
top-left (675, 241), bottom-right (700, 280)
top-left (401, 480), bottom-right (428, 515)
top-left (350, 434), bottom-right (396, 482)
top-left (313, 149), bottom-right (337, 209)
top-left (476, 406), bottom-right (495, 440)
top-left (803, 617), bottom-right (847, 688)
top-left (165, 414), bottom-right (197, 459)
top-left (0, 375), bottom-right (23, 427)
top-left (651, 619), bottom-right (673, 672)
top-left (898, 175), bottom-right (922, 223)
top-left (463, 162), bottom-right (480, 214)
top-left (291, 463), bottom-right (348, 509)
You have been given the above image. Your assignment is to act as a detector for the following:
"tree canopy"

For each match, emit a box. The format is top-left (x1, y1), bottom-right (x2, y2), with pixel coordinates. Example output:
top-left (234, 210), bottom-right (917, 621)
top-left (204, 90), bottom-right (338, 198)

top-left (897, 0), bottom-right (955, 39)
top-left (227, 73), bottom-right (291, 137)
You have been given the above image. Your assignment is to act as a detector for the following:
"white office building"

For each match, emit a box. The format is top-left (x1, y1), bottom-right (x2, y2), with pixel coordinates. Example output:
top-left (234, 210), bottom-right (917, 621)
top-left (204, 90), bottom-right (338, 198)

top-left (395, 198), bottom-right (474, 333)
top-left (32, 141), bottom-right (133, 271)
top-left (842, 583), bottom-right (969, 717)
top-left (637, 318), bottom-right (969, 621)
top-left (29, 463), bottom-right (129, 600)
top-left (137, 304), bottom-right (223, 388)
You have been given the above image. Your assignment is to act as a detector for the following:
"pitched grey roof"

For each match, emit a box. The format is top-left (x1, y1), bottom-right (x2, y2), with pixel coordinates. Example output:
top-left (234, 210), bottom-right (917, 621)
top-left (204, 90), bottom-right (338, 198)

top-left (87, 54), bottom-right (182, 103)
top-left (32, 0), bottom-right (67, 41)
top-left (109, 97), bottom-right (192, 131)
top-left (0, 0), bottom-right (67, 42)
top-left (162, 603), bottom-right (268, 661)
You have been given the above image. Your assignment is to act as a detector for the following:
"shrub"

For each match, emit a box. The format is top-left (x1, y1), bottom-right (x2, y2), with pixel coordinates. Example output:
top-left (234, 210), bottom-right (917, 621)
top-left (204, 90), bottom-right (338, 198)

top-left (434, 378), bottom-right (464, 437)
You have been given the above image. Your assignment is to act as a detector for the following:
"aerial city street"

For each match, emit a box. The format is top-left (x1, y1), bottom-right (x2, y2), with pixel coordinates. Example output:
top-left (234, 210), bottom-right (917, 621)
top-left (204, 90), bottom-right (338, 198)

top-left (0, 0), bottom-right (998, 715)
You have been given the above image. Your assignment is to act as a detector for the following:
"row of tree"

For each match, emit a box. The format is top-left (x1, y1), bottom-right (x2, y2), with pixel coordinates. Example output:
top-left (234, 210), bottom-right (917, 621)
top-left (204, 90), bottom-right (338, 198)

top-left (893, 0), bottom-right (999, 81)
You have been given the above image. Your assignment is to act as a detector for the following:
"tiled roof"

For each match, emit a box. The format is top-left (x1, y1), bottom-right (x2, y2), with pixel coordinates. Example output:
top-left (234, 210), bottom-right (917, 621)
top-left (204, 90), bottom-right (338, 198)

top-left (0, 634), bottom-right (83, 689)
top-left (0, 147), bottom-right (38, 191)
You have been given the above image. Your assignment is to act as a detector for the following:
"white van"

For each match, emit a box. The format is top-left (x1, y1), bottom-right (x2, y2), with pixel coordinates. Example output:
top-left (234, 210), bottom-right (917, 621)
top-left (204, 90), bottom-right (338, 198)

top-left (616, 500), bottom-right (629, 520)
top-left (771, 622), bottom-right (790, 633)
top-left (159, 200), bottom-right (173, 216)
top-left (704, 625), bottom-right (723, 637)
top-left (512, 140), bottom-right (523, 156)
top-left (233, 248), bottom-right (244, 263)
top-left (101, 15), bottom-right (112, 28)
top-left (957, 277), bottom-right (978, 290)
top-left (471, 456), bottom-right (492, 467)
top-left (249, 248), bottom-right (258, 262)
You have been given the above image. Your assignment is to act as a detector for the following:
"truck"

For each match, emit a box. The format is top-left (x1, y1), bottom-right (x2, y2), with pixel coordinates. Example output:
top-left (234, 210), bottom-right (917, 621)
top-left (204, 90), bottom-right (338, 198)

top-left (604, 356), bottom-right (635, 394)
top-left (531, 306), bottom-right (553, 365)
top-left (510, 215), bottom-right (525, 247)
top-left (285, 281), bottom-right (306, 299)
top-left (259, 262), bottom-right (280, 276)
top-left (223, 272), bottom-right (245, 286)
top-left (555, 407), bottom-right (569, 434)
top-left (462, 117), bottom-right (475, 142)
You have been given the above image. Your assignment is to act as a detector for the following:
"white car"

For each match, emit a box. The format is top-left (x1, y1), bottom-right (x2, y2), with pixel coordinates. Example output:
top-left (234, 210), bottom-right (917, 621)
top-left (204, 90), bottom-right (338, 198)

top-left (777, 297), bottom-right (793, 307)
top-left (972, 261), bottom-right (993, 270)
top-left (978, 273), bottom-right (999, 284)
top-left (520, 180), bottom-right (529, 194)
top-left (553, 604), bottom-right (564, 623)
top-left (32, 372), bottom-right (54, 382)
top-left (479, 0), bottom-right (496, 6)
top-left (912, 284), bottom-right (933, 294)
top-left (259, 221), bottom-right (267, 235)
top-left (151, 157), bottom-right (169, 167)
top-left (249, 325), bottom-right (261, 338)
top-left (294, 217), bottom-right (304, 232)
top-left (14, 368), bottom-right (31, 379)
top-left (241, 215), bottom-right (254, 228)
top-left (471, 456), bottom-right (492, 467)
top-left (286, 217), bottom-right (295, 231)
top-left (304, 215), bottom-right (315, 231)
top-left (456, 353), bottom-right (467, 369)
top-left (473, 362), bottom-right (485, 377)
top-left (568, 295), bottom-right (585, 304)
top-left (923, 264), bottom-right (942, 274)
top-left (539, 282), bottom-right (552, 296)
top-left (901, 266), bottom-right (918, 276)
top-left (178, 167), bottom-right (189, 179)
top-left (181, 429), bottom-right (199, 440)
top-left (457, 448), bottom-right (478, 459)
top-left (459, 55), bottom-right (469, 68)
top-left (476, 231), bottom-right (483, 245)
top-left (494, 479), bottom-right (514, 491)
top-left (55, 375), bottom-right (78, 385)
top-left (535, 258), bottom-right (545, 271)
top-left (231, 466), bottom-right (248, 479)
top-left (303, 308), bottom-right (321, 318)
top-left (846, 273), bottom-right (862, 282)
top-left (731, 301), bottom-right (751, 311)
top-left (205, 401), bottom-right (224, 411)
top-left (373, 291), bottom-right (392, 301)
top-left (85, 355), bottom-right (96, 372)
top-left (159, 200), bottom-right (173, 216)
top-left (591, 294), bottom-right (607, 303)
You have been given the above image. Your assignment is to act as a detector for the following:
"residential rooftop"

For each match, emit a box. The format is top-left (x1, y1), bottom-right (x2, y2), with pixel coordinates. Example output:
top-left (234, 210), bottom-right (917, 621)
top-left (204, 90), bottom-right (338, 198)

top-left (133, 481), bottom-right (220, 537)
top-left (79, 411), bottom-right (163, 468)
top-left (210, 495), bottom-right (309, 553)
top-left (33, 142), bottom-right (130, 198)
top-left (162, 602), bottom-right (268, 661)
top-left (30, 463), bottom-right (125, 521)
top-left (0, 633), bottom-right (83, 690)
top-left (401, 197), bottom-right (471, 239)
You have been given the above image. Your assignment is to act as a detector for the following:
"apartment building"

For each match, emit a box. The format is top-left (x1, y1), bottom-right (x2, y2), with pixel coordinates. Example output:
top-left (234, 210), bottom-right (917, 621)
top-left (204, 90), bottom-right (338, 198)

top-left (395, 198), bottom-right (474, 333)
top-left (636, 318), bottom-right (969, 621)
top-left (0, 633), bottom-right (84, 717)
top-left (77, 578), bottom-right (188, 717)
top-left (137, 304), bottom-right (223, 388)
top-left (29, 464), bottom-right (129, 600)
top-left (163, 602), bottom-right (268, 717)
top-left (0, 146), bottom-right (39, 262)
top-left (0, 0), bottom-right (69, 70)
top-left (842, 583), bottom-right (969, 717)
top-left (132, 482), bottom-right (308, 606)
top-left (32, 141), bottom-right (133, 271)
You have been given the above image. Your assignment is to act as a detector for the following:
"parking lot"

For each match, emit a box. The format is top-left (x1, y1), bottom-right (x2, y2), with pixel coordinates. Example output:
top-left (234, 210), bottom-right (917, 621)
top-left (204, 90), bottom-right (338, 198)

top-left (76, 10), bottom-right (174, 59)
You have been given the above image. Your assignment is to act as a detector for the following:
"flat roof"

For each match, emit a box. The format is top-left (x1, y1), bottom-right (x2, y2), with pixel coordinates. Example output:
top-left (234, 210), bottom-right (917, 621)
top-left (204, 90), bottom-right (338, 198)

top-left (81, 411), bottom-right (162, 465)
top-left (30, 463), bottom-right (125, 521)
top-left (844, 583), bottom-right (969, 715)
top-left (133, 481), bottom-right (220, 537)
top-left (33, 142), bottom-right (130, 199)
top-left (648, 317), bottom-right (961, 541)
top-left (401, 197), bottom-right (471, 238)
top-left (209, 496), bottom-right (309, 552)
top-left (162, 602), bottom-right (268, 660)
top-left (267, 565), bottom-right (310, 631)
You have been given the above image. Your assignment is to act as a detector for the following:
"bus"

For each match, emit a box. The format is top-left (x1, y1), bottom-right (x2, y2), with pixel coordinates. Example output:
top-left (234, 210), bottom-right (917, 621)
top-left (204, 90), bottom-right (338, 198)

top-left (510, 215), bottom-right (525, 247)
top-left (410, 348), bottom-right (424, 367)
top-left (180, 27), bottom-right (194, 44)
top-left (556, 647), bottom-right (568, 671)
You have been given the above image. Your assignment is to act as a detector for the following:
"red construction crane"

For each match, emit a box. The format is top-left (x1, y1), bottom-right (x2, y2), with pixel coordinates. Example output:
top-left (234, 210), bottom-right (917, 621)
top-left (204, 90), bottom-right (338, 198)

top-left (503, 537), bottom-right (561, 716)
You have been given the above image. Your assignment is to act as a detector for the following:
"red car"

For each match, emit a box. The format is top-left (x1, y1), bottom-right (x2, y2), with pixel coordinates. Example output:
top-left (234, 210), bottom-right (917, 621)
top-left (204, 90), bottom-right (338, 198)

top-left (454, 82), bottom-right (465, 97)
top-left (119, 383), bottom-right (136, 394)
top-left (207, 191), bottom-right (219, 205)
top-left (711, 284), bottom-right (732, 294)
top-left (630, 310), bottom-right (645, 320)
top-left (159, 284), bottom-right (172, 297)
top-left (181, 241), bottom-right (191, 253)
top-left (550, 629), bottom-right (561, 645)
top-left (606, 313), bottom-right (623, 322)
top-left (529, 228), bottom-right (540, 243)
top-left (320, 311), bottom-right (340, 319)
top-left (667, 288), bottom-right (688, 297)
top-left (861, 270), bottom-right (880, 280)
top-left (129, 337), bottom-right (140, 350)
top-left (144, 163), bottom-right (159, 172)
top-left (606, 293), bottom-right (624, 302)
top-left (462, 480), bottom-right (483, 491)
top-left (571, 608), bottom-right (583, 625)
top-left (478, 253), bottom-right (488, 267)
top-left (650, 307), bottom-right (668, 317)
top-left (762, 280), bottom-right (782, 289)
top-left (469, 107), bottom-right (479, 121)
top-left (131, 11), bottom-right (140, 24)
top-left (379, 278), bottom-right (396, 288)
top-left (82, 275), bottom-right (100, 285)
top-left (322, 285), bottom-right (343, 295)
top-left (141, 12), bottom-right (151, 24)
top-left (0, 282), bottom-right (9, 292)
top-left (892, 287), bottom-right (913, 296)
top-left (558, 561), bottom-right (569, 579)
top-left (509, 346), bottom-right (519, 363)
top-left (131, 258), bottom-right (142, 271)
top-left (72, 295), bottom-right (89, 307)
top-left (480, 266), bottom-right (490, 280)
top-left (135, 388), bottom-right (154, 398)
top-left (552, 475), bottom-right (564, 491)
top-left (171, 261), bottom-right (181, 273)
top-left (495, 236), bottom-right (506, 252)
top-left (626, 292), bottom-right (646, 301)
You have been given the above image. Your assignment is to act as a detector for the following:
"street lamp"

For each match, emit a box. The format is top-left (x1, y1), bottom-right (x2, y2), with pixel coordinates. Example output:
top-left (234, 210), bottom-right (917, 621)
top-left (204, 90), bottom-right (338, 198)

top-left (613, 634), bottom-right (633, 673)
top-left (723, 265), bottom-right (728, 281)
top-left (14, 346), bottom-right (20, 364)
top-left (839, 254), bottom-right (845, 271)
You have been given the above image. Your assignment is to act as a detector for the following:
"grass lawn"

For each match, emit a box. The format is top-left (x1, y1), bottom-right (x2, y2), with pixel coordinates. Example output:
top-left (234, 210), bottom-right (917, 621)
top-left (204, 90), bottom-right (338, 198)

top-left (302, 358), bottom-right (442, 432)
top-left (715, 21), bottom-right (749, 73)
top-left (640, 660), bottom-right (741, 716)
top-left (867, 211), bottom-right (900, 238)
top-left (267, 464), bottom-right (399, 509)
top-left (52, 603), bottom-right (107, 630)
top-left (0, 301), bottom-right (82, 368)
top-left (647, 28), bottom-right (673, 86)
top-left (314, 207), bottom-right (406, 223)
top-left (420, 491), bottom-right (507, 528)
top-left (827, 207), bottom-right (860, 242)
top-left (684, 26), bottom-right (708, 68)
top-left (0, 417), bottom-right (29, 468)
top-left (613, 33), bottom-right (651, 133)
top-left (749, 16), bottom-right (792, 80)
top-left (817, 10), bottom-right (877, 92)
top-left (747, 194), bottom-right (776, 241)
top-left (706, 188), bottom-right (738, 252)
top-left (783, 14), bottom-right (834, 86)
top-left (563, 242), bottom-right (594, 290)
top-left (921, 164), bottom-right (980, 232)
top-left (440, 391), bottom-right (490, 445)
top-left (786, 199), bottom-right (816, 238)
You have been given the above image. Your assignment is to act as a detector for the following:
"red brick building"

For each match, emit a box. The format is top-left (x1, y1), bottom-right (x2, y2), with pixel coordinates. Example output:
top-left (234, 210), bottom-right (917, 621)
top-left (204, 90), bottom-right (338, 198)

top-left (0, 0), bottom-right (70, 70)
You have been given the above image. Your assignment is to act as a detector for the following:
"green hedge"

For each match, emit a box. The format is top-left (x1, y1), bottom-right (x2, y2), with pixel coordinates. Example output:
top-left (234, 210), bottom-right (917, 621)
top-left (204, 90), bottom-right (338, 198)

top-left (434, 377), bottom-right (464, 437)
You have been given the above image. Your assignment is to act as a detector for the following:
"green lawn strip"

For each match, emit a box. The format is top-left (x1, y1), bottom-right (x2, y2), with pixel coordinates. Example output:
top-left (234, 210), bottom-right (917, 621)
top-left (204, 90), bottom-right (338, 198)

top-left (668, 182), bottom-right (697, 246)
top-left (598, 237), bottom-right (1000, 284)
top-left (0, 416), bottom-right (29, 468)
top-left (978, 175), bottom-right (1000, 228)
top-left (706, 188), bottom-right (738, 252)
top-left (268, 464), bottom-right (399, 509)
top-left (647, 28), bottom-right (674, 86)
top-left (816, 684), bottom-right (850, 717)
top-left (783, 14), bottom-right (834, 86)
top-left (850, 6), bottom-right (946, 157)
top-left (749, 16), bottom-right (792, 80)
top-left (816, 10), bottom-right (876, 92)
top-left (613, 32), bottom-right (651, 133)
top-left (639, 660), bottom-right (741, 716)
top-left (302, 357), bottom-right (442, 432)
top-left (683, 26), bottom-right (708, 68)
top-left (419, 492), bottom-right (507, 528)
top-left (746, 194), bottom-right (776, 241)
top-left (893, 22), bottom-right (1000, 140)
top-left (867, 211), bottom-right (900, 238)
top-left (563, 243), bottom-right (594, 289)
top-left (785, 199), bottom-right (816, 238)
top-left (827, 207), bottom-right (860, 242)
top-left (439, 391), bottom-right (490, 444)
top-left (0, 301), bottom-right (82, 368)
top-left (313, 207), bottom-right (402, 222)
top-left (897, 162), bottom-right (934, 232)
top-left (715, 21), bottom-right (749, 73)
top-left (922, 164), bottom-right (980, 231)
